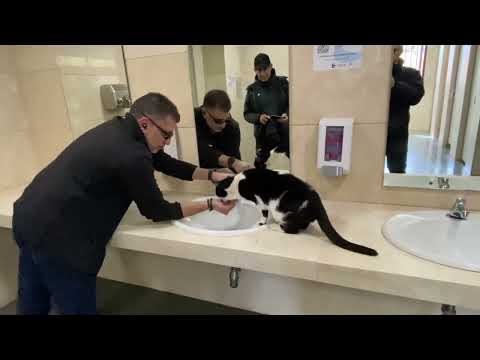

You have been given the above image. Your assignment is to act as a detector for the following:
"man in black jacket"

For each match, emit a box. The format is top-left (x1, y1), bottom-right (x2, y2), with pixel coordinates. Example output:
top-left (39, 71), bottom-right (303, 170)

top-left (244, 53), bottom-right (289, 169)
top-left (12, 92), bottom-right (236, 315)
top-left (195, 89), bottom-right (252, 173)
top-left (387, 45), bottom-right (425, 173)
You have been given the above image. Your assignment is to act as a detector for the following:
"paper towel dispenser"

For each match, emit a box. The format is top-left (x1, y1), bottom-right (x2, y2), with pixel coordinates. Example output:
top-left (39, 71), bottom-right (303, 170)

top-left (100, 84), bottom-right (131, 111)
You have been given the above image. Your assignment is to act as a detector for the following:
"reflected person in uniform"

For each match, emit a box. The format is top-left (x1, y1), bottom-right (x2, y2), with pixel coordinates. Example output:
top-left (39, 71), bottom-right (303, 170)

top-left (244, 53), bottom-right (289, 169)
top-left (386, 45), bottom-right (425, 173)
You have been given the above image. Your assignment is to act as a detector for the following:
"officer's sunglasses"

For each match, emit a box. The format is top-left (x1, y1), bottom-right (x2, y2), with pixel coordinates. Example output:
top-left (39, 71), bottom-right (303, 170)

top-left (140, 112), bottom-right (174, 140)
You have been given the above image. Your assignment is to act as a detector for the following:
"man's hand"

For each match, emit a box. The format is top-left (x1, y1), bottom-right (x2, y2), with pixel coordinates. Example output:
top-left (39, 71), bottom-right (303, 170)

top-left (276, 113), bottom-right (289, 124)
top-left (259, 114), bottom-right (270, 125)
top-left (212, 199), bottom-right (237, 215)
top-left (211, 171), bottom-right (234, 184)
top-left (232, 160), bottom-right (254, 173)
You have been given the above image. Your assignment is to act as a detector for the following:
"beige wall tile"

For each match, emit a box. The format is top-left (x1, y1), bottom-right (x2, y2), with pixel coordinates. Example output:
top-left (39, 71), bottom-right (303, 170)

top-left (123, 45), bottom-right (187, 59)
top-left (14, 45), bottom-right (127, 77)
top-left (60, 46), bottom-right (127, 77)
top-left (14, 45), bottom-right (58, 73)
top-left (85, 45), bottom-right (126, 78)
top-left (0, 75), bottom-right (29, 132)
top-left (153, 127), bottom-right (212, 194)
top-left (0, 46), bottom-right (29, 132)
top-left (18, 69), bottom-right (71, 133)
top-left (290, 45), bottom-right (391, 126)
top-left (31, 129), bottom-right (73, 170)
top-left (290, 125), bottom-right (309, 180)
top-left (0, 229), bottom-right (19, 307)
top-left (0, 46), bottom-right (16, 74)
top-left (0, 46), bottom-right (38, 190)
top-left (176, 127), bottom-right (198, 164)
top-left (14, 45), bottom-right (90, 73)
top-left (126, 53), bottom-right (195, 128)
top-left (62, 74), bottom-right (122, 139)
top-left (0, 132), bottom-right (38, 190)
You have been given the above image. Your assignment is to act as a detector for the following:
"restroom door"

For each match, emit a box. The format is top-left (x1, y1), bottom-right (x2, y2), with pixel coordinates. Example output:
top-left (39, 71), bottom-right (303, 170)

top-left (461, 47), bottom-right (480, 174)
top-left (438, 45), bottom-right (460, 148)
top-left (448, 45), bottom-right (477, 162)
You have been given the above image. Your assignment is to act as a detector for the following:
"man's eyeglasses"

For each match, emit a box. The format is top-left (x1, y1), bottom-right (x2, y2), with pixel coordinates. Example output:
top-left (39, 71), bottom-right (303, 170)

top-left (140, 112), bottom-right (174, 140)
top-left (204, 108), bottom-right (232, 125)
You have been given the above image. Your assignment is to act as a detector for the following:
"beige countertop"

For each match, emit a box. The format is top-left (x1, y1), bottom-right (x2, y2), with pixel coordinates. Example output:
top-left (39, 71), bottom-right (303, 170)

top-left (2, 185), bottom-right (480, 309)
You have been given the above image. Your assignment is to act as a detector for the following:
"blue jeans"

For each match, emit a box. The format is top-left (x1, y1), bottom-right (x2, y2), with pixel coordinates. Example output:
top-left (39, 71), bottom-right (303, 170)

top-left (16, 245), bottom-right (97, 315)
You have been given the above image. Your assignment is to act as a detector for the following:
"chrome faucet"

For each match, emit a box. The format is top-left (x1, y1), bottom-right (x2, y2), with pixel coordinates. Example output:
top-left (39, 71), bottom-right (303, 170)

top-left (447, 197), bottom-right (469, 220)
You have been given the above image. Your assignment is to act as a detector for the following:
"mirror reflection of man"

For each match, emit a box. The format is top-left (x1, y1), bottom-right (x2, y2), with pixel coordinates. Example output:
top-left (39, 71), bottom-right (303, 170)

top-left (195, 90), bottom-right (252, 174)
top-left (387, 45), bottom-right (425, 173)
top-left (243, 53), bottom-right (289, 169)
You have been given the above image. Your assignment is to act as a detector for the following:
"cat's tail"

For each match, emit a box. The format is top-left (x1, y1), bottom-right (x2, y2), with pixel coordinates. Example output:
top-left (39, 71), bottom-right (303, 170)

top-left (309, 191), bottom-right (378, 256)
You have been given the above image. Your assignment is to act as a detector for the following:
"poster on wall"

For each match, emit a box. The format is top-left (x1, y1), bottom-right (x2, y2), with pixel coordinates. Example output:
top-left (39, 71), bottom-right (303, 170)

top-left (313, 45), bottom-right (364, 71)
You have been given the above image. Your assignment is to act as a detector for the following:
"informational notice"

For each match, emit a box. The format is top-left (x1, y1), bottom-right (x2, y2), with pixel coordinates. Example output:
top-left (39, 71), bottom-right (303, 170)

top-left (313, 45), bottom-right (363, 71)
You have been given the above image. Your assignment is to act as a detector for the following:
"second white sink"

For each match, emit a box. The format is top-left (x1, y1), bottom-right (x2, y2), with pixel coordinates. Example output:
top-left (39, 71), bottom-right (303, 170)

top-left (382, 210), bottom-right (480, 272)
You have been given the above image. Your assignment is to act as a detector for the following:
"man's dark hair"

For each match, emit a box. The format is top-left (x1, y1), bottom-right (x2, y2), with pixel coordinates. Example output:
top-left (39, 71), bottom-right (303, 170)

top-left (203, 90), bottom-right (231, 112)
top-left (130, 92), bottom-right (180, 122)
top-left (254, 53), bottom-right (271, 70)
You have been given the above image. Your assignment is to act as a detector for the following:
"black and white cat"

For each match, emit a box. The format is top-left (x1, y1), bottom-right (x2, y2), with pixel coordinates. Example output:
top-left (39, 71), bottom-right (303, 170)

top-left (215, 168), bottom-right (378, 256)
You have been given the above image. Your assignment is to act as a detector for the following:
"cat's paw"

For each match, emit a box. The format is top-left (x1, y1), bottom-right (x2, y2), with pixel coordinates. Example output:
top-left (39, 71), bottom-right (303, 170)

top-left (257, 221), bottom-right (267, 226)
top-left (280, 224), bottom-right (299, 234)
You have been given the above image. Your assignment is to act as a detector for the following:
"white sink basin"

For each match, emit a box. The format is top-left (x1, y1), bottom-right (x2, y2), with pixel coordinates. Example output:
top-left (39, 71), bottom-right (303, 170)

top-left (173, 197), bottom-right (266, 236)
top-left (382, 210), bottom-right (480, 272)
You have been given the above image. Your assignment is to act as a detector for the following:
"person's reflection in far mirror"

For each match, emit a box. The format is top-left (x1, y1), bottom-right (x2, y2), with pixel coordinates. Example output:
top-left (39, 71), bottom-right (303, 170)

top-left (243, 53), bottom-right (289, 170)
top-left (386, 45), bottom-right (425, 173)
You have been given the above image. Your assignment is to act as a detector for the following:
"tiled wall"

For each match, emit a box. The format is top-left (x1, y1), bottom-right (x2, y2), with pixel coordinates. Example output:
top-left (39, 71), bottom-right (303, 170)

top-left (3, 45), bottom-right (480, 209)
top-left (290, 45), bottom-right (480, 210)
top-left (0, 46), bottom-right (37, 191)
top-left (123, 45), bottom-right (213, 194)
top-left (14, 45), bottom-right (127, 171)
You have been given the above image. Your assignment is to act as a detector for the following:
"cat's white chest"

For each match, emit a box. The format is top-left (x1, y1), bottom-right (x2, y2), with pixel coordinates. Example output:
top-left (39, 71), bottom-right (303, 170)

top-left (254, 195), bottom-right (285, 224)
top-left (269, 199), bottom-right (285, 224)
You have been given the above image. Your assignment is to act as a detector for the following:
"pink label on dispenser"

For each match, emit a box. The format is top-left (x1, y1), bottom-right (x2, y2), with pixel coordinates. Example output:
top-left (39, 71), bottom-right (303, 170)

top-left (325, 126), bottom-right (344, 161)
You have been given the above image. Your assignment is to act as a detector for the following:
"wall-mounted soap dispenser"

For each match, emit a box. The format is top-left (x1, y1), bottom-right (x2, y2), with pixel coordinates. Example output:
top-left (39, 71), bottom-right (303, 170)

top-left (317, 118), bottom-right (353, 176)
top-left (100, 84), bottom-right (131, 111)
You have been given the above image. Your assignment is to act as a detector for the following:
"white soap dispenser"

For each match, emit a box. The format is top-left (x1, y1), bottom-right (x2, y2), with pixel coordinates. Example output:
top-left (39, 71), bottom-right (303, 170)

top-left (317, 118), bottom-right (353, 176)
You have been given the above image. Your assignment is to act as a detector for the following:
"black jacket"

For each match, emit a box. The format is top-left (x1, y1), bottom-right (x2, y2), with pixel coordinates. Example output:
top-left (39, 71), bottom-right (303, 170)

top-left (12, 113), bottom-right (197, 274)
top-left (389, 63), bottom-right (425, 136)
top-left (194, 107), bottom-right (241, 168)
top-left (243, 68), bottom-right (289, 140)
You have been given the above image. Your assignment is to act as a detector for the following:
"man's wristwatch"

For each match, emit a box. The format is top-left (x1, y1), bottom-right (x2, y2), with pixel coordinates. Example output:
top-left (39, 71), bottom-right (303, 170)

top-left (206, 198), bottom-right (213, 211)
top-left (227, 157), bottom-right (237, 174)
